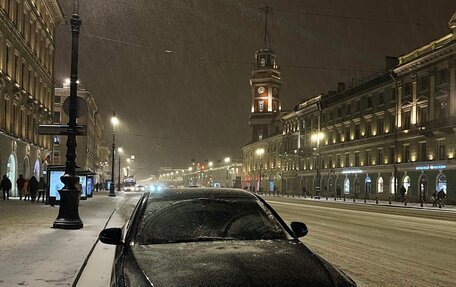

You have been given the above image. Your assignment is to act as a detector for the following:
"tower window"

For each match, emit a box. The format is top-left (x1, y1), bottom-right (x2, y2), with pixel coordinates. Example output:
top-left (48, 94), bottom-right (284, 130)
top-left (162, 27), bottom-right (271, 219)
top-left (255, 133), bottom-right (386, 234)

top-left (258, 101), bottom-right (264, 111)
top-left (258, 129), bottom-right (263, 141)
top-left (260, 57), bottom-right (266, 67)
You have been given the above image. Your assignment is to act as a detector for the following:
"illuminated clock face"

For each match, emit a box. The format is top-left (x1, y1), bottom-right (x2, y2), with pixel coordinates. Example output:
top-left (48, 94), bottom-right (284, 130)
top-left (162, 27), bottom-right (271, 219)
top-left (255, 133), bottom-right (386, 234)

top-left (257, 86), bottom-right (265, 94)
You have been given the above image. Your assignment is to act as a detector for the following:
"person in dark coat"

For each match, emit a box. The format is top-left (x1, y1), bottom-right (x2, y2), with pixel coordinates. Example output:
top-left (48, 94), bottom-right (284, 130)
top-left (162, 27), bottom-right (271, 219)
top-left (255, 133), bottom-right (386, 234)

top-left (37, 177), bottom-right (46, 203)
top-left (17, 174), bottom-right (26, 200)
top-left (1, 175), bottom-right (12, 200)
top-left (336, 186), bottom-right (342, 199)
top-left (27, 176), bottom-right (39, 202)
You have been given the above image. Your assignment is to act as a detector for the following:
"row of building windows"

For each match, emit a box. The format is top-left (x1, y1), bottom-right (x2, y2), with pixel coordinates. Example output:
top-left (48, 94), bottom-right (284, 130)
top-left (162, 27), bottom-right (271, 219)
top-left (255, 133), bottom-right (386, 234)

top-left (0, 37), bottom-right (52, 108)
top-left (0, 0), bottom-right (55, 75)
top-left (279, 141), bottom-right (448, 171)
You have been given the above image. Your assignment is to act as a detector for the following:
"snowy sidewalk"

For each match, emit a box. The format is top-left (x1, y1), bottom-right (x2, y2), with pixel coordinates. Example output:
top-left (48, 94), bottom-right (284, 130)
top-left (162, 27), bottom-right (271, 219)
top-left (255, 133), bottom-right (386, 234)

top-left (0, 190), bottom-right (125, 287)
top-left (260, 193), bottom-right (456, 212)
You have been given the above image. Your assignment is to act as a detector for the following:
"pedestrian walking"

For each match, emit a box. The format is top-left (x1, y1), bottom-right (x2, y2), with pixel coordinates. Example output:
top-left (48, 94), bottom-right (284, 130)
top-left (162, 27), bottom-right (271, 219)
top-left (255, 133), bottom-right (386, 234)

top-left (400, 185), bottom-right (406, 202)
top-left (27, 176), bottom-right (38, 202)
top-left (17, 174), bottom-right (26, 201)
top-left (37, 177), bottom-right (46, 203)
top-left (437, 189), bottom-right (447, 207)
top-left (1, 175), bottom-right (12, 200)
top-left (336, 186), bottom-right (341, 199)
top-left (23, 179), bottom-right (30, 201)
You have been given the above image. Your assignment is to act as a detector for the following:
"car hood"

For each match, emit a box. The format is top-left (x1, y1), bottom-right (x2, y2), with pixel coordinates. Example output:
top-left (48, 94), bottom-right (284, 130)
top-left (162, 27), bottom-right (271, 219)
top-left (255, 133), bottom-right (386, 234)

top-left (129, 240), bottom-right (354, 286)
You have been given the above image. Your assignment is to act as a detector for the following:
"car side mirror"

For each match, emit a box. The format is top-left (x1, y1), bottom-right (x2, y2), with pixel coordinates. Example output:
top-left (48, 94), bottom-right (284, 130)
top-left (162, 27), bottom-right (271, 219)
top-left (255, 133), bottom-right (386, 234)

top-left (290, 221), bottom-right (308, 238)
top-left (99, 227), bottom-right (122, 245)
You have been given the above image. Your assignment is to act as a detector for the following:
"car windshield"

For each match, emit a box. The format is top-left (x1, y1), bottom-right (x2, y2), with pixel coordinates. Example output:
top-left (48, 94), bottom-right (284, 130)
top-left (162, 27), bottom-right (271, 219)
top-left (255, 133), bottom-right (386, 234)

top-left (136, 197), bottom-right (288, 244)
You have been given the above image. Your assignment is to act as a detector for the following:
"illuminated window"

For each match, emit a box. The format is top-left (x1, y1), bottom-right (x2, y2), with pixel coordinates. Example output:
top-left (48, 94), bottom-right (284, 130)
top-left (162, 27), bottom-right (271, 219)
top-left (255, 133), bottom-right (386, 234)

top-left (258, 101), bottom-right (264, 111)
top-left (344, 178), bottom-right (350, 194)
top-left (377, 177), bottom-right (384, 193)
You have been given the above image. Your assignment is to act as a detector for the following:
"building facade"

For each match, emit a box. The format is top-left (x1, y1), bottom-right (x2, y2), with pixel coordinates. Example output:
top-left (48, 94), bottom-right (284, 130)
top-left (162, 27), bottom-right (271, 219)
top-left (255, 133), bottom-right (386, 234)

top-left (243, 12), bottom-right (456, 202)
top-left (53, 82), bottom-right (106, 183)
top-left (0, 0), bottom-right (63, 196)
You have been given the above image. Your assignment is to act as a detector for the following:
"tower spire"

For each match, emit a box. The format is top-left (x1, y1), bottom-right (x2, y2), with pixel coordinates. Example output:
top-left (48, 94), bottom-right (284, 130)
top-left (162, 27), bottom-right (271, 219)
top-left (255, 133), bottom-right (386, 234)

top-left (263, 6), bottom-right (272, 50)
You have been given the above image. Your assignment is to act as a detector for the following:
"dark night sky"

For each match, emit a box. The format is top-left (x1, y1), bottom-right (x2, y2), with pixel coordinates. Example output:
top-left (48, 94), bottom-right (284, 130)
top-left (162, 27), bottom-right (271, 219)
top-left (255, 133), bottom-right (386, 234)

top-left (55, 0), bottom-right (456, 179)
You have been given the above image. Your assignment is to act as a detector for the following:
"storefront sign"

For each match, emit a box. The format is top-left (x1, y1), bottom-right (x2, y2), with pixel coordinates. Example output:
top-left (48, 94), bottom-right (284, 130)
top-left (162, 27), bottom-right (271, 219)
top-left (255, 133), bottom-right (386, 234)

top-left (342, 169), bottom-right (363, 174)
top-left (415, 165), bottom-right (447, 171)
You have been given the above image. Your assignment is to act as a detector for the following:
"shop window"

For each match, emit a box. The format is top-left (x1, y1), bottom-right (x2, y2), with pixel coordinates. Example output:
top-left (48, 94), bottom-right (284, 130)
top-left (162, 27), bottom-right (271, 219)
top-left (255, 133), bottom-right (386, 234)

top-left (436, 174), bottom-right (447, 194)
top-left (390, 177), bottom-right (397, 194)
top-left (344, 178), bottom-right (350, 194)
top-left (377, 177), bottom-right (384, 193)
top-left (403, 176), bottom-right (410, 194)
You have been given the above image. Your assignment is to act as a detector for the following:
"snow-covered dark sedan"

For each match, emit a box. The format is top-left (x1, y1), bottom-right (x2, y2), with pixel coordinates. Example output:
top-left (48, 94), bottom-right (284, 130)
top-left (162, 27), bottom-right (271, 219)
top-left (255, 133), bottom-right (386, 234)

top-left (99, 188), bottom-right (356, 287)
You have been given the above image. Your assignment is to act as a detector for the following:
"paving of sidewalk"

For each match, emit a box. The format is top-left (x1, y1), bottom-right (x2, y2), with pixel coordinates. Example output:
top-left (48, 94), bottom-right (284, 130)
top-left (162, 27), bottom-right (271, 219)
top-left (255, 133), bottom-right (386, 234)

top-left (0, 190), bottom-right (125, 287)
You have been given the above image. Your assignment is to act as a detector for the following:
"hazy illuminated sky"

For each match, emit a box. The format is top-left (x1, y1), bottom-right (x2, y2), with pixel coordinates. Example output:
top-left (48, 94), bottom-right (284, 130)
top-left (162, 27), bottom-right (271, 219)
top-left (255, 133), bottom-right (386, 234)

top-left (55, 0), bottom-right (456, 179)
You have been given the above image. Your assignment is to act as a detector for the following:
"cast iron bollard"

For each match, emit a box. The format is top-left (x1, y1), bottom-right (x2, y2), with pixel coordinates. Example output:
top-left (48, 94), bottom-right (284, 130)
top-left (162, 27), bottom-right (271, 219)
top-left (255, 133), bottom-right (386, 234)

top-left (353, 197), bottom-right (356, 203)
top-left (404, 196), bottom-right (407, 206)
top-left (376, 196), bottom-right (378, 205)
top-left (343, 195), bottom-right (346, 202)
top-left (388, 196), bottom-right (391, 205)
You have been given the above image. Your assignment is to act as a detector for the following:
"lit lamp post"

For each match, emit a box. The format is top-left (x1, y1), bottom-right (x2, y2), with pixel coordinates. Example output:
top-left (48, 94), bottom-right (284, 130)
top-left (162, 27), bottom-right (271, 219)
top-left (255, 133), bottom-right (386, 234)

top-left (109, 112), bottom-right (119, 197)
top-left (255, 148), bottom-right (265, 193)
top-left (224, 157), bottom-right (231, 187)
top-left (53, 3), bottom-right (83, 229)
top-left (311, 132), bottom-right (324, 199)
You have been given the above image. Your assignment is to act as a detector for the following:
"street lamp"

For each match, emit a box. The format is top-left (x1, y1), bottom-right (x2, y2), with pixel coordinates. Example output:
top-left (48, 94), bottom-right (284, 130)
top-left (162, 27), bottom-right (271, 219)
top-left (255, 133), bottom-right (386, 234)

top-left (109, 111), bottom-right (119, 197)
top-left (53, 4), bottom-right (83, 229)
top-left (255, 148), bottom-right (265, 193)
top-left (311, 132), bottom-right (324, 198)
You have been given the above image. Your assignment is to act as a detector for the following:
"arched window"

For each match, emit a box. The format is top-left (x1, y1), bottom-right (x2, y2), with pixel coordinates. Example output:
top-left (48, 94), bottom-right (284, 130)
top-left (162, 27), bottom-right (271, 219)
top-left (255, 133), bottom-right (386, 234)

top-left (344, 177), bottom-right (350, 194)
top-left (403, 176), bottom-right (411, 194)
top-left (390, 177), bottom-right (397, 194)
top-left (437, 174), bottom-right (447, 193)
top-left (377, 177), bottom-right (384, 193)
top-left (34, 159), bottom-right (40, 178)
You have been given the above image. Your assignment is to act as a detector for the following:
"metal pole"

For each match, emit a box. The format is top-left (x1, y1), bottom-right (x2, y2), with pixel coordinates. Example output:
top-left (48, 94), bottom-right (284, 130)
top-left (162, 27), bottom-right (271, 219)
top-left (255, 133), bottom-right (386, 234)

top-left (53, 10), bottom-right (83, 229)
top-left (109, 111), bottom-right (116, 197)
top-left (117, 155), bottom-right (121, 191)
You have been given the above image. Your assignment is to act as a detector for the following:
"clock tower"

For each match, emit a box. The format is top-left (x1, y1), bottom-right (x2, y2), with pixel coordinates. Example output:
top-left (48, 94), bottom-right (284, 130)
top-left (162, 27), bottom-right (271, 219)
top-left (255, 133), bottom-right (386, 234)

top-left (249, 7), bottom-right (282, 142)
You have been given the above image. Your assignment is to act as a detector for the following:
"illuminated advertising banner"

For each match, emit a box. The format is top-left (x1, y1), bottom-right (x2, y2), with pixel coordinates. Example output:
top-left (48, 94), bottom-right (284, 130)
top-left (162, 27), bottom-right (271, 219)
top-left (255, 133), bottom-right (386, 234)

top-left (49, 171), bottom-right (87, 201)
top-left (86, 177), bottom-right (93, 197)
top-left (80, 175), bottom-right (87, 199)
